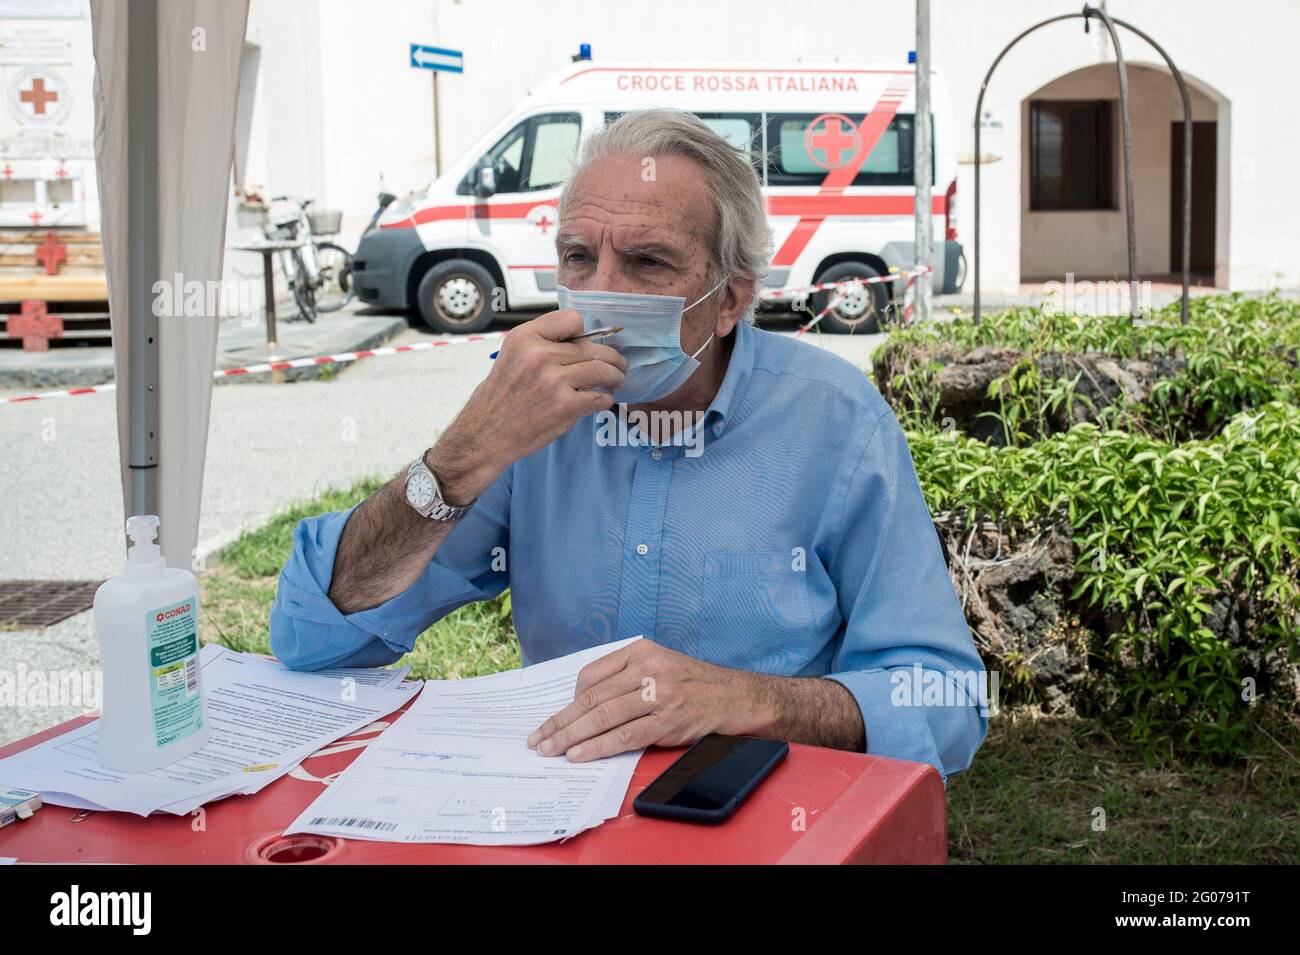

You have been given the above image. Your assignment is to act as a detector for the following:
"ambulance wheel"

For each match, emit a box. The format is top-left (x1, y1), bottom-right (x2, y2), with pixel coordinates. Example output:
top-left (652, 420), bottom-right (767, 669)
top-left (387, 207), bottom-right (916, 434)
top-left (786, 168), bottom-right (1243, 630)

top-left (809, 262), bottom-right (888, 334)
top-left (416, 259), bottom-right (495, 334)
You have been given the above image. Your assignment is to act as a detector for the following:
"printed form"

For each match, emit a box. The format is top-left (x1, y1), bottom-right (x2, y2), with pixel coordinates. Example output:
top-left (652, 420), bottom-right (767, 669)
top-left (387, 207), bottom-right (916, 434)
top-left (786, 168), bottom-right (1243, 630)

top-left (287, 637), bottom-right (645, 845)
top-left (0, 645), bottom-right (419, 816)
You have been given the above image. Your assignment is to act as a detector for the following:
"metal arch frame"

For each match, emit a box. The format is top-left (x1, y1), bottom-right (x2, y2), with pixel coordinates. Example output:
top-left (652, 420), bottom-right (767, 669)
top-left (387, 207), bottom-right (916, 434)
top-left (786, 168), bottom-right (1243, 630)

top-left (973, 4), bottom-right (1193, 324)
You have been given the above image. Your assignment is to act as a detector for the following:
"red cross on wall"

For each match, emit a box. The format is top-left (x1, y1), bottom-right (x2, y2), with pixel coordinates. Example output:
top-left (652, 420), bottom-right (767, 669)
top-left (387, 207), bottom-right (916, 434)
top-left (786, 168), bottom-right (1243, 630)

top-left (9, 301), bottom-right (64, 352)
top-left (20, 78), bottom-right (58, 115)
top-left (34, 231), bottom-right (67, 275)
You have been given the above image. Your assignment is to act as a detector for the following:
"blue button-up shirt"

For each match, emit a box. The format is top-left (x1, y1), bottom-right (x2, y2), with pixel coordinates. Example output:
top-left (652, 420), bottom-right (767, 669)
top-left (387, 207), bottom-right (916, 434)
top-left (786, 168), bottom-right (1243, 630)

top-left (270, 318), bottom-right (987, 781)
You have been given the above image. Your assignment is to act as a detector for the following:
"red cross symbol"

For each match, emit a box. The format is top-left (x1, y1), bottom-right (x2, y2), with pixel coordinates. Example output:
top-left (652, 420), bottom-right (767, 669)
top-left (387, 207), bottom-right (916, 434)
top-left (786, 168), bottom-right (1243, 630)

top-left (35, 231), bottom-right (67, 275)
top-left (28, 210), bottom-right (43, 225)
top-left (20, 77), bottom-right (58, 115)
top-left (1, 165), bottom-right (12, 179)
top-left (804, 113), bottom-right (862, 170)
top-left (532, 210), bottom-right (555, 235)
top-left (10, 301), bottom-right (64, 352)
top-left (55, 164), bottom-right (69, 180)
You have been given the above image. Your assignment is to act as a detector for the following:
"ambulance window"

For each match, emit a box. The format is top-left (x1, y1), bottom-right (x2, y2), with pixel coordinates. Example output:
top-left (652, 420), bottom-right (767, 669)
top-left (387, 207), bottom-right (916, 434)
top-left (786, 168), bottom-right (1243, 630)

top-left (765, 113), bottom-right (930, 187)
top-left (523, 113), bottom-right (582, 191)
top-left (603, 111), bottom-right (764, 178)
top-left (459, 119), bottom-right (528, 195)
top-left (457, 112), bottom-right (581, 195)
top-left (694, 113), bottom-right (763, 175)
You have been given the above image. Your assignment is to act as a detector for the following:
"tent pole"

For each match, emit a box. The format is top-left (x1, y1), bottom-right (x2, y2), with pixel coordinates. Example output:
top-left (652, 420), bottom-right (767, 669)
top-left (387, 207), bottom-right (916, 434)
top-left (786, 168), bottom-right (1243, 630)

top-left (126, 0), bottom-right (159, 517)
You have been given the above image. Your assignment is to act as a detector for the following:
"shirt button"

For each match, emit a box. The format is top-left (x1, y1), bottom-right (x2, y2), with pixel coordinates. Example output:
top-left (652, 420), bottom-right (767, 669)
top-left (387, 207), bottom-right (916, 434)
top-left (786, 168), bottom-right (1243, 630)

top-left (650, 448), bottom-right (663, 461)
top-left (636, 543), bottom-right (649, 556)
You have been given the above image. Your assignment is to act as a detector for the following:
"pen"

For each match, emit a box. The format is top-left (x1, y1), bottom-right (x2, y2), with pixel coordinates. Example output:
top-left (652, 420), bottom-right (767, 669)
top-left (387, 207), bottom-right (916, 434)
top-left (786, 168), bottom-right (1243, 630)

top-left (489, 325), bottom-right (622, 360)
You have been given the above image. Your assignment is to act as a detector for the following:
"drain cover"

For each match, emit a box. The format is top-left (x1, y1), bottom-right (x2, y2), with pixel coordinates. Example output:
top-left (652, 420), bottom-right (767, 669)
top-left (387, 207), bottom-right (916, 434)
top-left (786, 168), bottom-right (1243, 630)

top-left (0, 580), bottom-right (101, 629)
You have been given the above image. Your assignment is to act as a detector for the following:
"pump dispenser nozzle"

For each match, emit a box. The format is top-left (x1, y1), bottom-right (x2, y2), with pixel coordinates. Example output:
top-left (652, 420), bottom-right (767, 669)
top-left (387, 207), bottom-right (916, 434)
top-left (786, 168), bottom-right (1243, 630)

top-left (125, 514), bottom-right (162, 564)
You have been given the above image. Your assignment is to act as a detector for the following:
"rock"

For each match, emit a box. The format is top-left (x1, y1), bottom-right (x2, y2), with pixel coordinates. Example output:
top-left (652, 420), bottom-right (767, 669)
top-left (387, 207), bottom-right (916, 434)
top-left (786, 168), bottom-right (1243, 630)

top-left (937, 515), bottom-right (1087, 711)
top-left (876, 341), bottom-right (1189, 443)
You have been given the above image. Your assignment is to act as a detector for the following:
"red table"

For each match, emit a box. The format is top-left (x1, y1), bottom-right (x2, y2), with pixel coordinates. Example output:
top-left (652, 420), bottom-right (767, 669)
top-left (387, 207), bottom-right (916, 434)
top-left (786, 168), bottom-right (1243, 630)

top-left (0, 701), bottom-right (947, 864)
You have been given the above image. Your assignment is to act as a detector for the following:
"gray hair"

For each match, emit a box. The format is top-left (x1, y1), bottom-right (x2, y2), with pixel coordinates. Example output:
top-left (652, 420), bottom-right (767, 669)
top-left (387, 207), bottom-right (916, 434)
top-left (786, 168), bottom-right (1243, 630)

top-left (558, 108), bottom-right (772, 323)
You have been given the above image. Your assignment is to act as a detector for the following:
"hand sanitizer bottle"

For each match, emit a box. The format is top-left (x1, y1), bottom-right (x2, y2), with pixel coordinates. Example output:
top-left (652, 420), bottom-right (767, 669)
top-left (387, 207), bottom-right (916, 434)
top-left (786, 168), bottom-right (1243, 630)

top-left (93, 515), bottom-right (208, 772)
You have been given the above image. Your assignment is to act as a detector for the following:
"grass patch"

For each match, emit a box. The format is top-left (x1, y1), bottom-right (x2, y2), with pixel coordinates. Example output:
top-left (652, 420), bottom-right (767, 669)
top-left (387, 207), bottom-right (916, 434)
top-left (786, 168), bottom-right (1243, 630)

top-left (200, 476), bottom-right (519, 680)
top-left (948, 710), bottom-right (1300, 864)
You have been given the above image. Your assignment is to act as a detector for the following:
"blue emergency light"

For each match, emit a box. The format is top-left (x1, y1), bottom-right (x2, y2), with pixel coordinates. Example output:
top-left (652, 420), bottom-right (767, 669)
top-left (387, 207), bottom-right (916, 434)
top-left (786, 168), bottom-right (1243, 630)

top-left (576, 43), bottom-right (592, 61)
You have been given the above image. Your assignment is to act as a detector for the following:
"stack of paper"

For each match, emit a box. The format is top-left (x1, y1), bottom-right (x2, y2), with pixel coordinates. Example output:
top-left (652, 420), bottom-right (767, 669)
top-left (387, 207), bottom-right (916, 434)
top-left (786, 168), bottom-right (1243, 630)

top-left (286, 637), bottom-right (646, 845)
top-left (0, 644), bottom-right (420, 816)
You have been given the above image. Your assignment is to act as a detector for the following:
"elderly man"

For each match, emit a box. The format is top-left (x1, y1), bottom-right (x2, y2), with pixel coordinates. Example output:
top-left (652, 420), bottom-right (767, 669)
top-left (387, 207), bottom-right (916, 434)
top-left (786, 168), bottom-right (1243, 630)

top-left (270, 109), bottom-right (986, 781)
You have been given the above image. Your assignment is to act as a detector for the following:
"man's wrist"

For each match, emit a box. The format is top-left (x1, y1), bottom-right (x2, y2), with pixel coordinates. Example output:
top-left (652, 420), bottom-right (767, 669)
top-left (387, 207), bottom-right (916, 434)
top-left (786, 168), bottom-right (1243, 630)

top-left (724, 671), bottom-right (866, 751)
top-left (424, 437), bottom-right (500, 507)
top-left (723, 670), bottom-right (782, 738)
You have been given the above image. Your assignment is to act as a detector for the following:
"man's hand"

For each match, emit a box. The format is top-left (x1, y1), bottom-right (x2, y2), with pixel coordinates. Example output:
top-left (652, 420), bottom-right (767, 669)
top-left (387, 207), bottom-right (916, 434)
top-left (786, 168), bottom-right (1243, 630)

top-left (428, 309), bottom-right (626, 504)
top-left (527, 639), bottom-right (869, 760)
top-left (526, 639), bottom-right (776, 762)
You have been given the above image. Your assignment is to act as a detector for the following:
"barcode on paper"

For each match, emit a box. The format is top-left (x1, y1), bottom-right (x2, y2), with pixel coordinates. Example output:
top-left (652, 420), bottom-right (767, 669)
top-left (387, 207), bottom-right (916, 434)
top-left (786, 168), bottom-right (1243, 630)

top-left (309, 816), bottom-right (398, 832)
top-left (185, 655), bottom-right (199, 695)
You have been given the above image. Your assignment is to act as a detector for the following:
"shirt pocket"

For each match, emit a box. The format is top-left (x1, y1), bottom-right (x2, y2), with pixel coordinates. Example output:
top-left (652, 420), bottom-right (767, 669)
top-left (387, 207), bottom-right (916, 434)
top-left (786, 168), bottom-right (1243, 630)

top-left (695, 550), bottom-right (819, 673)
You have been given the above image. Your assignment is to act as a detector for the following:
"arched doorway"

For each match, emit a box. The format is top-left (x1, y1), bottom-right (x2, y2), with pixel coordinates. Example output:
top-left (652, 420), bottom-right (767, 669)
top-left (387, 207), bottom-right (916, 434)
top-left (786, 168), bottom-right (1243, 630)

top-left (1019, 63), bottom-right (1229, 289)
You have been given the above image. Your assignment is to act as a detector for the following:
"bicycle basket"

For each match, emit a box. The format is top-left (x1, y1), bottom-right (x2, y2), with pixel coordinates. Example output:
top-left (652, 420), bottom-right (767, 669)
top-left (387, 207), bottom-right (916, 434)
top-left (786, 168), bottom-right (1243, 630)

top-left (307, 209), bottom-right (343, 235)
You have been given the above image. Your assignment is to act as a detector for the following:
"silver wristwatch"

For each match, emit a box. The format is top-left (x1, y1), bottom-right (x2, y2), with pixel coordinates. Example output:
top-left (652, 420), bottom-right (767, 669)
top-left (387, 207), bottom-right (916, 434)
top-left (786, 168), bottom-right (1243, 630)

top-left (404, 451), bottom-right (474, 522)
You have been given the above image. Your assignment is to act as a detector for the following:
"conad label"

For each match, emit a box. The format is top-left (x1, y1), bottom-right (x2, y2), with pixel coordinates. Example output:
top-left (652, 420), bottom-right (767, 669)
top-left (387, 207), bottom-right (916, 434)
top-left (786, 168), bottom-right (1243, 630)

top-left (145, 596), bottom-right (203, 748)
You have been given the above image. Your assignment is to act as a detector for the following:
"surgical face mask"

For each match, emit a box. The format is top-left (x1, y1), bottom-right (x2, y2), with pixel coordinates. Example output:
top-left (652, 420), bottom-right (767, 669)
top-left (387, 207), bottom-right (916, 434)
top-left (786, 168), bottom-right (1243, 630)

top-left (557, 277), bottom-right (726, 405)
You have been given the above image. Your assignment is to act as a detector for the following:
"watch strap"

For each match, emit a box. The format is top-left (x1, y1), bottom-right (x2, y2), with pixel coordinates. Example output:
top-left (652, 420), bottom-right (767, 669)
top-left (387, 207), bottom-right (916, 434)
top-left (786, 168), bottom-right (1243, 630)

top-left (407, 453), bottom-right (474, 522)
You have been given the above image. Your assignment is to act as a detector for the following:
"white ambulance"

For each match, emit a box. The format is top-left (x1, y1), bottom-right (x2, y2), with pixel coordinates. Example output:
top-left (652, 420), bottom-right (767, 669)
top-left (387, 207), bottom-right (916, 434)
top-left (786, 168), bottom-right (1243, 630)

top-left (352, 58), bottom-right (963, 334)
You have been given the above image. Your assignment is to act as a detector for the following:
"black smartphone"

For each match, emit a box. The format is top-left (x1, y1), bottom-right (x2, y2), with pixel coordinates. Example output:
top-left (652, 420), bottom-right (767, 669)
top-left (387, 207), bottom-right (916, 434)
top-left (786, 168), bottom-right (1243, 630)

top-left (632, 734), bottom-right (789, 824)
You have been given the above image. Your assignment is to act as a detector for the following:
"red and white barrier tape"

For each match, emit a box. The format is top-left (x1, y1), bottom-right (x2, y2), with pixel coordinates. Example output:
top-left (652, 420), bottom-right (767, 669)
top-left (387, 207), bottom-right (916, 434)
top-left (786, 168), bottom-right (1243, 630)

top-left (759, 264), bottom-right (933, 303)
top-left (772, 265), bottom-right (933, 337)
top-left (3, 268), bottom-right (936, 405)
top-left (0, 331), bottom-right (507, 405)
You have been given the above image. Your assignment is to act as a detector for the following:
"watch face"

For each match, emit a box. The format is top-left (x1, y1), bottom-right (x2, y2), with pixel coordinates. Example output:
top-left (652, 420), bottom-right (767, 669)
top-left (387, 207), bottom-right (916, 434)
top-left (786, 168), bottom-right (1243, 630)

top-left (406, 470), bottom-right (436, 509)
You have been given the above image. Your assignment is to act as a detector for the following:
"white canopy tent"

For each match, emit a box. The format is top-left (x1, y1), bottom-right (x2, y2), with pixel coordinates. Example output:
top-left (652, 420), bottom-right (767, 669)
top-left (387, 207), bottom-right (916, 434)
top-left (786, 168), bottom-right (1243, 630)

top-left (90, 0), bottom-right (250, 567)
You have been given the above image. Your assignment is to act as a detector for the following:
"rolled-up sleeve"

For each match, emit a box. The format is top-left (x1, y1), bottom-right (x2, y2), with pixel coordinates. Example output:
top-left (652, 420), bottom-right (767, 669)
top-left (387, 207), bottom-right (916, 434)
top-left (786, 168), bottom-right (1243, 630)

top-left (269, 469), bottom-right (512, 671)
top-left (821, 410), bottom-right (987, 783)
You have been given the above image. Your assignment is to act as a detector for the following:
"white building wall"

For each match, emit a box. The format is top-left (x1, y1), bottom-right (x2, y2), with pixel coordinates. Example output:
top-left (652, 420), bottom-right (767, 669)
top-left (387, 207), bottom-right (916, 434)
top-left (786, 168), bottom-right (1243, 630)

top-left (76, 0), bottom-right (1300, 297)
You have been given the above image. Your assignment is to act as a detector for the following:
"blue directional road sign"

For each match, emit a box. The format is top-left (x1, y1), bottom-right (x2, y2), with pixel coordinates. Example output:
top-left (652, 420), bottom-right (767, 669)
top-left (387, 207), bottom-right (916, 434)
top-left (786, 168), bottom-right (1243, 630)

top-left (410, 44), bottom-right (463, 73)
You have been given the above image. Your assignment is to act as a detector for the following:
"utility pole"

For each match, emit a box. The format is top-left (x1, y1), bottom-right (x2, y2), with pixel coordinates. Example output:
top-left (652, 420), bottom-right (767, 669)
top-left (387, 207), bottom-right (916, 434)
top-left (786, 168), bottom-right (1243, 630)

top-left (431, 1), bottom-right (442, 176)
top-left (913, 0), bottom-right (933, 323)
top-left (432, 71), bottom-right (442, 176)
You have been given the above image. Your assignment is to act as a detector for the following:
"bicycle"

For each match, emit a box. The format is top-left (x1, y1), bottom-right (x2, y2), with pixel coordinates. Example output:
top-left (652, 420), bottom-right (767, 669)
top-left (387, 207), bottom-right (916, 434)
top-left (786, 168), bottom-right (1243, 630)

top-left (262, 195), bottom-right (354, 322)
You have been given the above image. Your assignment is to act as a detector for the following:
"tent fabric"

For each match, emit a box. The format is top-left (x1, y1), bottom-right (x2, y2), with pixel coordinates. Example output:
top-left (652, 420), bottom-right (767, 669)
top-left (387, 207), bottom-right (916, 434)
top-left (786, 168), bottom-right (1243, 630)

top-left (90, 0), bottom-right (250, 569)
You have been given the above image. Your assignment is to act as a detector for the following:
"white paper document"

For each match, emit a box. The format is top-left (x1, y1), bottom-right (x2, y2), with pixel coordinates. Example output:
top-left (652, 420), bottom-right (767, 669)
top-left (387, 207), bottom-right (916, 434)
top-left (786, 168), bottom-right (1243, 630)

top-left (0, 644), bottom-right (421, 817)
top-left (286, 637), bottom-right (645, 845)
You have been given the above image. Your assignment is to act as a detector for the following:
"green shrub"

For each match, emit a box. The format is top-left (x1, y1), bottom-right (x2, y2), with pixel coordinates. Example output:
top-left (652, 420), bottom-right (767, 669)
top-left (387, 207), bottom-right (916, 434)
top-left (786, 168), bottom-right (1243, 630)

top-left (891, 294), bottom-right (1300, 760)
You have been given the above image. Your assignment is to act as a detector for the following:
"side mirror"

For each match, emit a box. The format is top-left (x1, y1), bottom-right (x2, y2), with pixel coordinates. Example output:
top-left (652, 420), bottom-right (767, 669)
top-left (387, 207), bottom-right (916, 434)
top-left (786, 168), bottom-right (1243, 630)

top-left (476, 163), bottom-right (497, 198)
top-left (377, 191), bottom-right (397, 210)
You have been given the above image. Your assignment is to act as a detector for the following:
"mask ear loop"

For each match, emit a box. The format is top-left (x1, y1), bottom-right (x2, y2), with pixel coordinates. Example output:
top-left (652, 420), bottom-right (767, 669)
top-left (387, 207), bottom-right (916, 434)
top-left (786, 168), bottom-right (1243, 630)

top-left (685, 275), bottom-right (729, 360)
top-left (689, 332), bottom-right (715, 360)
